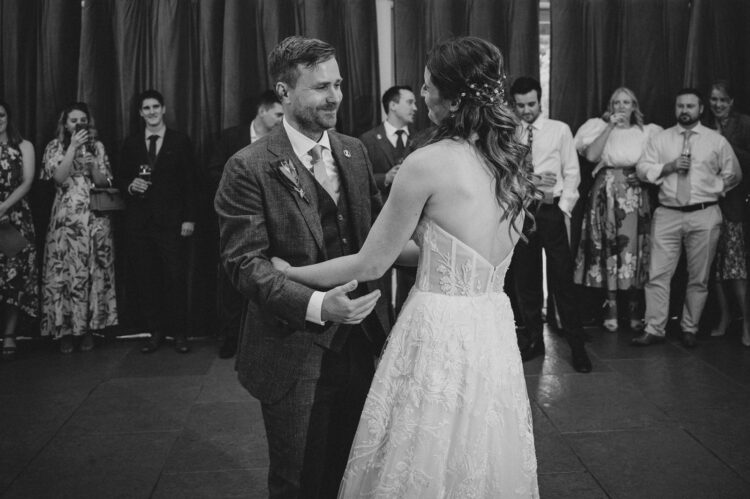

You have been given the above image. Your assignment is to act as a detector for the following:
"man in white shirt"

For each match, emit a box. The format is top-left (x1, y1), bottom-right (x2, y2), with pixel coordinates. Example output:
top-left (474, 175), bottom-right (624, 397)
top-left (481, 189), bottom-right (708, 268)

top-left (214, 36), bottom-right (389, 498)
top-left (508, 76), bottom-right (591, 373)
top-left (634, 88), bottom-right (741, 348)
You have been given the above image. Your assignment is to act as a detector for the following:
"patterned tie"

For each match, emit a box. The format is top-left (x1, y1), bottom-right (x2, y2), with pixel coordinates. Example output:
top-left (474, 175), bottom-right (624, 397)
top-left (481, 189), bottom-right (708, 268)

top-left (148, 134), bottom-right (159, 167)
top-left (309, 144), bottom-right (338, 204)
top-left (395, 129), bottom-right (406, 161)
top-left (525, 125), bottom-right (534, 172)
top-left (676, 130), bottom-right (693, 205)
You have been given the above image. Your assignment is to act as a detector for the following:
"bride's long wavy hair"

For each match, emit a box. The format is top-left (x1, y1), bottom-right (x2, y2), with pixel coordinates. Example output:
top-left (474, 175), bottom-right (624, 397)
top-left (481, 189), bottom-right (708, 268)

top-left (424, 36), bottom-right (538, 235)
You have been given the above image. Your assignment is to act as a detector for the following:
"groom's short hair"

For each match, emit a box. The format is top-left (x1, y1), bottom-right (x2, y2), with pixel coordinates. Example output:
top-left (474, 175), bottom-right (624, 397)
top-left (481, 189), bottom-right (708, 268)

top-left (269, 36), bottom-right (336, 89)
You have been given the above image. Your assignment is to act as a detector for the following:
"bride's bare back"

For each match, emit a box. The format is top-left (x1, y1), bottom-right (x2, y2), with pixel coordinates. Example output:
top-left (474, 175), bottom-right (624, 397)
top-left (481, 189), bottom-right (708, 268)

top-left (416, 139), bottom-right (521, 265)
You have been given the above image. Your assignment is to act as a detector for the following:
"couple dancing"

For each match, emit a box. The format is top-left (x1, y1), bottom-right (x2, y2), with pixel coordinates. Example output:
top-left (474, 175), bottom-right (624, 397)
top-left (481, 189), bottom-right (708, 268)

top-left (215, 35), bottom-right (539, 498)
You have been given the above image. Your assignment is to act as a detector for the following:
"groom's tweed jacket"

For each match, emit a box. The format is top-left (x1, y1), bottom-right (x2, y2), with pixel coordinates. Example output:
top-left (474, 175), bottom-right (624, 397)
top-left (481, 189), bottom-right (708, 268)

top-left (215, 124), bottom-right (390, 403)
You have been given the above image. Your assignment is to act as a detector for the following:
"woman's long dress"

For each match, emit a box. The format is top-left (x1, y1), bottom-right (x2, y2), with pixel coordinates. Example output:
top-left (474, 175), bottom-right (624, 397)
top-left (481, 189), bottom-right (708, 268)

top-left (338, 216), bottom-right (539, 498)
top-left (573, 119), bottom-right (662, 290)
top-left (40, 139), bottom-right (117, 338)
top-left (0, 143), bottom-right (38, 317)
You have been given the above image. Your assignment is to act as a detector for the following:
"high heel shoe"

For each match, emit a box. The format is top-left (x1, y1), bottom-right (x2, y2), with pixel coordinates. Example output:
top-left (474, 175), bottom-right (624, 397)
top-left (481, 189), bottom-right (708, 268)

top-left (602, 299), bottom-right (618, 332)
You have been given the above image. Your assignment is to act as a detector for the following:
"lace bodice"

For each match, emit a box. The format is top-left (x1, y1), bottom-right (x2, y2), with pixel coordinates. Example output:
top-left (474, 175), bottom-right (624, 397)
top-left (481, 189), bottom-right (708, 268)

top-left (411, 216), bottom-right (512, 296)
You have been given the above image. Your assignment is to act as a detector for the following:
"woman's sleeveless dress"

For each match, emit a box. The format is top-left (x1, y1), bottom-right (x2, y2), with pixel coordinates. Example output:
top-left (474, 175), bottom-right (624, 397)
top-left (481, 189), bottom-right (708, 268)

top-left (338, 216), bottom-right (539, 498)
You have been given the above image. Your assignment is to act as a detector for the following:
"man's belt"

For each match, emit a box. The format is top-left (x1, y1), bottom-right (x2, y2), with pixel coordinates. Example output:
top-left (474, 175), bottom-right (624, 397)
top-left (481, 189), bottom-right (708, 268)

top-left (659, 201), bottom-right (718, 212)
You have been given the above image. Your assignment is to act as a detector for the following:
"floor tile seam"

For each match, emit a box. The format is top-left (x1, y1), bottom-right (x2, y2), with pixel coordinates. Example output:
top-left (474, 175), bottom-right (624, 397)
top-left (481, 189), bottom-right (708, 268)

top-left (149, 425), bottom-right (189, 499)
top-left (57, 429), bottom-right (184, 437)
top-left (681, 427), bottom-right (750, 486)
top-left (160, 466), bottom-right (268, 476)
top-left (557, 426), bottom-right (677, 436)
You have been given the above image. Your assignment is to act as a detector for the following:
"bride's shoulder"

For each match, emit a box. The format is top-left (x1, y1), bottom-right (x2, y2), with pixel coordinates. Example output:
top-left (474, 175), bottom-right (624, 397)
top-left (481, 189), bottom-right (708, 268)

top-left (404, 139), bottom-right (464, 168)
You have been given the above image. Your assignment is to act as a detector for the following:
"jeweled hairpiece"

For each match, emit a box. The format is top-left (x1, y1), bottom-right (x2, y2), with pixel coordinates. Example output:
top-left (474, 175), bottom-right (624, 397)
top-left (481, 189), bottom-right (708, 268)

top-left (459, 75), bottom-right (507, 107)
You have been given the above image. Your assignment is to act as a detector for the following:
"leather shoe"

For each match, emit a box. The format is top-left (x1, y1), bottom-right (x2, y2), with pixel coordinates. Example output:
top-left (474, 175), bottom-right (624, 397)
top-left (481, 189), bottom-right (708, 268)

top-left (521, 339), bottom-right (545, 362)
top-left (630, 331), bottom-right (665, 346)
top-left (140, 331), bottom-right (164, 354)
top-left (174, 336), bottom-right (191, 354)
top-left (681, 331), bottom-right (698, 349)
top-left (218, 336), bottom-right (237, 359)
top-left (569, 341), bottom-right (592, 373)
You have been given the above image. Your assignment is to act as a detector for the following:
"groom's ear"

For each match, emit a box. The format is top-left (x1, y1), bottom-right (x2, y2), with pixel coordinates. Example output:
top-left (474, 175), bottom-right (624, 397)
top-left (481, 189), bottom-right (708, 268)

top-left (276, 82), bottom-right (290, 103)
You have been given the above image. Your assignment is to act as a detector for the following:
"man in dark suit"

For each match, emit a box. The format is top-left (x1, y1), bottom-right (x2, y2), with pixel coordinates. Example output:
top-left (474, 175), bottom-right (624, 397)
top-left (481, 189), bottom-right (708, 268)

top-left (215, 36), bottom-right (389, 498)
top-left (119, 89), bottom-right (197, 354)
top-left (360, 85), bottom-right (416, 197)
top-left (360, 86), bottom-right (417, 318)
top-left (208, 90), bottom-right (283, 359)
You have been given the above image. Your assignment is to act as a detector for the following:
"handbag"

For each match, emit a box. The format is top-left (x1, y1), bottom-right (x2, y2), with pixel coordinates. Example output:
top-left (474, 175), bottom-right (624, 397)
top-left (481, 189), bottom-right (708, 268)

top-left (90, 187), bottom-right (125, 212)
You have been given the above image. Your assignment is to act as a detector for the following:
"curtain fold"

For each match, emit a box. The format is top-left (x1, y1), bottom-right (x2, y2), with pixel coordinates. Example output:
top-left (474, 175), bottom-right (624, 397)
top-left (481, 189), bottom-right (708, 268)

top-left (394, 0), bottom-right (539, 131)
top-left (550, 0), bottom-right (691, 130)
top-left (684, 0), bottom-right (750, 113)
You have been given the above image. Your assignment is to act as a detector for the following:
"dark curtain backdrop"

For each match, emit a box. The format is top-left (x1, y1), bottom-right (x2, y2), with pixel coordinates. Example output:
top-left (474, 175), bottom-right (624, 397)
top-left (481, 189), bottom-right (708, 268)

top-left (394, 0), bottom-right (539, 131)
top-left (0, 0), bottom-right (380, 337)
top-left (550, 0), bottom-right (691, 131)
top-left (683, 0), bottom-right (750, 113)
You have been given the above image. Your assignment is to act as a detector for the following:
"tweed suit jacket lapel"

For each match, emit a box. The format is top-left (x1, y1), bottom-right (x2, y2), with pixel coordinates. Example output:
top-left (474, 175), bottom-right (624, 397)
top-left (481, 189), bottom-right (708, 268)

top-left (266, 127), bottom-right (325, 252)
top-left (329, 132), bottom-right (369, 249)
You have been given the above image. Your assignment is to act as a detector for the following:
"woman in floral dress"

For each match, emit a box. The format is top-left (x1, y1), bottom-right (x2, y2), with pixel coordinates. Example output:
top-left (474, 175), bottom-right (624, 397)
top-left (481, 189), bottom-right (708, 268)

top-left (40, 102), bottom-right (117, 353)
top-left (704, 80), bottom-right (750, 347)
top-left (573, 88), bottom-right (662, 332)
top-left (0, 100), bottom-right (38, 361)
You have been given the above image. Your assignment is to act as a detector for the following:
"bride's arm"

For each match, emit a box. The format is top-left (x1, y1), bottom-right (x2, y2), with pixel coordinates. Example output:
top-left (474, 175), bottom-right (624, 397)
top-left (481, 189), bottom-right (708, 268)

top-left (284, 153), bottom-right (433, 288)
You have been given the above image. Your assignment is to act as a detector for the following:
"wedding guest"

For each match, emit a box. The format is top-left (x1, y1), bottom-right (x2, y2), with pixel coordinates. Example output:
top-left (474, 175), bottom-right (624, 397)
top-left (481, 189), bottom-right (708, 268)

top-left (120, 90), bottom-right (196, 354)
top-left (508, 76), bottom-right (592, 373)
top-left (0, 100), bottom-right (38, 361)
top-left (634, 88), bottom-right (740, 348)
top-left (704, 80), bottom-right (750, 347)
top-left (208, 89), bottom-right (283, 359)
top-left (40, 103), bottom-right (118, 353)
top-left (574, 87), bottom-right (663, 332)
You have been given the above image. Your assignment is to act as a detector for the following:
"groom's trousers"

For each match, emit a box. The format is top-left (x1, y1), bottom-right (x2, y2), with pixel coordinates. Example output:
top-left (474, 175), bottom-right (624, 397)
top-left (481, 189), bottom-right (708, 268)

top-left (260, 329), bottom-right (375, 498)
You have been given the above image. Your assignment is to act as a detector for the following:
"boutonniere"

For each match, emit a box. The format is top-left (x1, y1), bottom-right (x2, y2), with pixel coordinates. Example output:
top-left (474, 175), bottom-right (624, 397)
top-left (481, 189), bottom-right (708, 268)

top-left (271, 158), bottom-right (308, 203)
top-left (343, 149), bottom-right (351, 158)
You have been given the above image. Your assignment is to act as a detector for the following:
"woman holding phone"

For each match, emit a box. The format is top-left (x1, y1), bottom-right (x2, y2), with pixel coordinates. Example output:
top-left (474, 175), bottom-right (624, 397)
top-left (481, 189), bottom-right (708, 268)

top-left (40, 102), bottom-right (118, 353)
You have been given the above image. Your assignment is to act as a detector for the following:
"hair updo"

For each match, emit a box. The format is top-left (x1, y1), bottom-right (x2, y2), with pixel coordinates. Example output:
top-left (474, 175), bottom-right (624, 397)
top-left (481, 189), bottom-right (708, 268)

top-left (425, 36), bottom-right (537, 234)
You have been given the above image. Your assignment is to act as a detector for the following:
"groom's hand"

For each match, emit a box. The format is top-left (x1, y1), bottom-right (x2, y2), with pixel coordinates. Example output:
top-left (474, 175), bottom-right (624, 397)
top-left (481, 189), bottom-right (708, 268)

top-left (321, 280), bottom-right (380, 324)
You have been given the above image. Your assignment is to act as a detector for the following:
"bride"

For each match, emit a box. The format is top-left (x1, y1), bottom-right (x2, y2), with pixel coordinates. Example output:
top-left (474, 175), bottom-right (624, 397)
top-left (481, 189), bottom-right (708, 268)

top-left (274, 37), bottom-right (539, 498)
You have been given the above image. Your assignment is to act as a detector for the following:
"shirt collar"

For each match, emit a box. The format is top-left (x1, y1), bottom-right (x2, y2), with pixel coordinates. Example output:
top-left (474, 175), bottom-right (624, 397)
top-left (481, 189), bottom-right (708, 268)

top-left (526, 115), bottom-right (545, 131)
top-left (145, 126), bottom-right (166, 140)
top-left (283, 118), bottom-right (331, 159)
top-left (383, 120), bottom-right (409, 137)
top-left (677, 123), bottom-right (706, 135)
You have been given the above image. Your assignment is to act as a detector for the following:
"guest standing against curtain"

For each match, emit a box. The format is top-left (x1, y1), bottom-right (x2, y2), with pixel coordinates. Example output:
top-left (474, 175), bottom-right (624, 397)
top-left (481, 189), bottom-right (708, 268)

top-left (208, 90), bottom-right (283, 359)
top-left (120, 90), bottom-right (196, 354)
top-left (634, 89), bottom-right (740, 348)
top-left (574, 88), bottom-right (662, 332)
top-left (0, 100), bottom-right (38, 361)
top-left (704, 80), bottom-right (750, 347)
top-left (40, 103), bottom-right (118, 353)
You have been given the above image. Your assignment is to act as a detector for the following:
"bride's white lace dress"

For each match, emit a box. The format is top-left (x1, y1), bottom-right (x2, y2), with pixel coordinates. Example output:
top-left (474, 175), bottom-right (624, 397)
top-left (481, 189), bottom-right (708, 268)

top-left (338, 216), bottom-right (539, 498)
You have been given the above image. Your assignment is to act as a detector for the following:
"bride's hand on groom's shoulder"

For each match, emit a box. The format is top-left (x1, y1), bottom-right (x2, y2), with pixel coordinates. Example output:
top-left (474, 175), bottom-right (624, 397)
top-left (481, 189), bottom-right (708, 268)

top-left (271, 256), bottom-right (291, 274)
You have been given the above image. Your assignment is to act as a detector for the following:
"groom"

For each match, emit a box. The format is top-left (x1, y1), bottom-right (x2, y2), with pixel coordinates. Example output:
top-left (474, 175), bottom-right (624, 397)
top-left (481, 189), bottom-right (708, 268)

top-left (214, 36), bottom-right (390, 498)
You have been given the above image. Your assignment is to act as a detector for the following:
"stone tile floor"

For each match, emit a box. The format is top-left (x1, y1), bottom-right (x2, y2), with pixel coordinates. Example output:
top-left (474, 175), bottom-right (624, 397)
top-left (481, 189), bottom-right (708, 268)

top-left (1, 326), bottom-right (749, 498)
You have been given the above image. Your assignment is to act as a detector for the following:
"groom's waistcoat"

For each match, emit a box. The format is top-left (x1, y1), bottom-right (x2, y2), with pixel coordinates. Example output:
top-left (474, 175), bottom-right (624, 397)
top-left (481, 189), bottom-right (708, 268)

top-left (310, 169), bottom-right (358, 352)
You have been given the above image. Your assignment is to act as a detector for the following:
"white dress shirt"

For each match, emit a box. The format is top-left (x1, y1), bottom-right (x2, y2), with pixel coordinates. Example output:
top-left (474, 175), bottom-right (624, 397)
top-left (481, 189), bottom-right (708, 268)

top-left (637, 123), bottom-right (741, 206)
top-left (144, 126), bottom-right (166, 155)
top-left (522, 116), bottom-right (580, 216)
top-left (282, 118), bottom-right (342, 325)
top-left (383, 120), bottom-right (409, 149)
